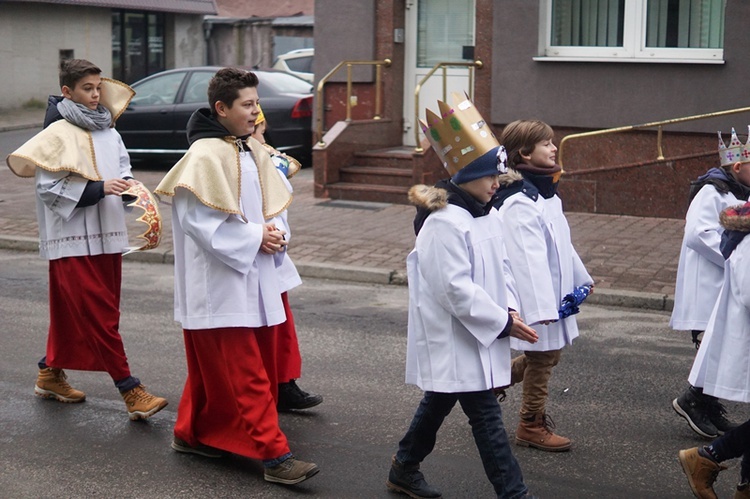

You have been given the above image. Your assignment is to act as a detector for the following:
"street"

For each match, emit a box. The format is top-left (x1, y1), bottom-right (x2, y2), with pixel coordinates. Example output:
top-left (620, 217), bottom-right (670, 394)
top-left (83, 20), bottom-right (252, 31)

top-left (0, 249), bottom-right (747, 498)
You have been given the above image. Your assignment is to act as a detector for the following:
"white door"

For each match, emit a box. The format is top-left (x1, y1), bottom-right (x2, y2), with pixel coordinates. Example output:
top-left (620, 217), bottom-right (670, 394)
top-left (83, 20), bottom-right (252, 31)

top-left (403, 0), bottom-right (476, 147)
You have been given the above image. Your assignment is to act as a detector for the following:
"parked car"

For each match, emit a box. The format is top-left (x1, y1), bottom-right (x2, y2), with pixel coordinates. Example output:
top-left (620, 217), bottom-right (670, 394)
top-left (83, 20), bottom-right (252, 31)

top-left (116, 67), bottom-right (314, 167)
top-left (272, 48), bottom-right (314, 83)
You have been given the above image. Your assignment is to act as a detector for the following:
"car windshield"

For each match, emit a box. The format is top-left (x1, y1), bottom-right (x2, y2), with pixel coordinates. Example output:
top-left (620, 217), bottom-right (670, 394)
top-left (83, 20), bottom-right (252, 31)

top-left (131, 72), bottom-right (186, 106)
top-left (258, 71), bottom-right (313, 94)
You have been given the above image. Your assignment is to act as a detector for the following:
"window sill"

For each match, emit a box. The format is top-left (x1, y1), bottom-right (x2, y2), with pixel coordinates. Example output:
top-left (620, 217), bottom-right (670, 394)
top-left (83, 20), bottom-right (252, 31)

top-left (533, 56), bottom-right (725, 65)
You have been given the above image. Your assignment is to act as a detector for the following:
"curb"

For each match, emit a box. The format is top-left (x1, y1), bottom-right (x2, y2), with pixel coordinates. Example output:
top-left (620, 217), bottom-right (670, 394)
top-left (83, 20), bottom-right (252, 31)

top-left (0, 122), bottom-right (43, 133)
top-left (0, 235), bottom-right (674, 312)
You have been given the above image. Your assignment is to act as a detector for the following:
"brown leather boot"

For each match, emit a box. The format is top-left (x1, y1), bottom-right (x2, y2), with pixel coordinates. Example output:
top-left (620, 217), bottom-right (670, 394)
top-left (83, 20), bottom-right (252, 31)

top-left (515, 412), bottom-right (571, 452)
top-left (678, 447), bottom-right (726, 499)
top-left (35, 367), bottom-right (86, 403)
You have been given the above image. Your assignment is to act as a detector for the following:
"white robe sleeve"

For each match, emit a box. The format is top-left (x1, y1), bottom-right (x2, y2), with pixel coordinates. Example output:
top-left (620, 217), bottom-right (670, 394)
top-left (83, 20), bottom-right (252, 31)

top-left (418, 218), bottom-right (510, 349)
top-left (685, 187), bottom-right (730, 268)
top-left (35, 168), bottom-right (87, 222)
top-left (731, 240), bottom-right (750, 309)
top-left (572, 248), bottom-right (594, 287)
top-left (174, 190), bottom-right (264, 275)
top-left (501, 200), bottom-right (559, 325)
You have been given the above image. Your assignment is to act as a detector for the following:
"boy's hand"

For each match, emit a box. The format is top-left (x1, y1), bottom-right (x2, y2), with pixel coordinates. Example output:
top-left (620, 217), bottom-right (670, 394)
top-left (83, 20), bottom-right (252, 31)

top-left (260, 223), bottom-right (288, 254)
top-left (103, 178), bottom-right (132, 196)
top-left (510, 321), bottom-right (538, 344)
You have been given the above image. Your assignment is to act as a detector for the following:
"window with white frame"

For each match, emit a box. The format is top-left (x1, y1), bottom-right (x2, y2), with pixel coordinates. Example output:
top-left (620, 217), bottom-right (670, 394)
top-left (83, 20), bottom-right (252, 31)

top-left (539, 0), bottom-right (726, 63)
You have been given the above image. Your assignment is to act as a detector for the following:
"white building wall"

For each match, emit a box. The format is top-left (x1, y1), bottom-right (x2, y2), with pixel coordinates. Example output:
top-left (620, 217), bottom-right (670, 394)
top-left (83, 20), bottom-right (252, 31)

top-left (173, 14), bottom-right (206, 69)
top-left (0, 3), bottom-right (111, 110)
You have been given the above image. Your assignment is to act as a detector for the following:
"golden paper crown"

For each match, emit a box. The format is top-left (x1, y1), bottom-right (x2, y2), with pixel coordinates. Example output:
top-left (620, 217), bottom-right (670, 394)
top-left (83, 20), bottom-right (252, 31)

top-left (419, 93), bottom-right (499, 176)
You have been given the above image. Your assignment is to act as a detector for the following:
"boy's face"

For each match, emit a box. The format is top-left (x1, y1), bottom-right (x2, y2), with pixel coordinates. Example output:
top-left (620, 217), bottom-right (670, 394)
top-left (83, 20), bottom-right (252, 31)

top-left (732, 161), bottom-right (750, 187)
top-left (251, 120), bottom-right (266, 143)
top-left (458, 174), bottom-right (500, 204)
top-left (523, 138), bottom-right (558, 168)
top-left (215, 86), bottom-right (260, 138)
top-left (61, 73), bottom-right (102, 110)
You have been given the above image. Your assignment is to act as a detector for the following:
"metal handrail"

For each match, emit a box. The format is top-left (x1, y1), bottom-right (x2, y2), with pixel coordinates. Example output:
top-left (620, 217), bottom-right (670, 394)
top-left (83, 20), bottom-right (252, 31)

top-left (413, 60), bottom-right (483, 152)
top-left (315, 58), bottom-right (392, 147)
top-left (558, 106), bottom-right (750, 168)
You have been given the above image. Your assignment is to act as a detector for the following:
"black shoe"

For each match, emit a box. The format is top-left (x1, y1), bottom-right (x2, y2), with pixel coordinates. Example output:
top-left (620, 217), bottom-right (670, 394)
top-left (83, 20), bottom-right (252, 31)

top-left (706, 397), bottom-right (739, 434)
top-left (673, 386), bottom-right (719, 439)
top-left (277, 380), bottom-right (323, 412)
top-left (386, 456), bottom-right (442, 498)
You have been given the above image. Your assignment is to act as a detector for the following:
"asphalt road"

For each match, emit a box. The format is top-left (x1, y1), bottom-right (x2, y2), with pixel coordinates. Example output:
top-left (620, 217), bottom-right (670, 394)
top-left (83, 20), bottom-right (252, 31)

top-left (0, 249), bottom-right (747, 498)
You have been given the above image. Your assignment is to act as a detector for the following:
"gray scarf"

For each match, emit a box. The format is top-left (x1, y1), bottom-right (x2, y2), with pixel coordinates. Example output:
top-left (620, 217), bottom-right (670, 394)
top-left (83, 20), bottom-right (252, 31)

top-left (57, 98), bottom-right (112, 131)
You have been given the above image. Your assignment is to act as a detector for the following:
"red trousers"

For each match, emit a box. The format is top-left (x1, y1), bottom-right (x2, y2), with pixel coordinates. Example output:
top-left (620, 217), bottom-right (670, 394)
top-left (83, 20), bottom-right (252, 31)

top-left (46, 254), bottom-right (132, 381)
top-left (273, 292), bottom-right (302, 386)
top-left (174, 326), bottom-right (290, 460)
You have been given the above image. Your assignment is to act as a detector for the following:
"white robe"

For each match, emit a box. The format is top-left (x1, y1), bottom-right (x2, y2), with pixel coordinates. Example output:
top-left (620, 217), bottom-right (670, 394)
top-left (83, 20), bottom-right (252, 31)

top-left (495, 193), bottom-right (592, 352)
top-left (266, 171), bottom-right (302, 294)
top-left (35, 127), bottom-right (131, 260)
top-left (171, 149), bottom-right (287, 330)
top-left (405, 205), bottom-right (515, 392)
top-left (670, 185), bottom-right (744, 331)
top-left (688, 235), bottom-right (750, 402)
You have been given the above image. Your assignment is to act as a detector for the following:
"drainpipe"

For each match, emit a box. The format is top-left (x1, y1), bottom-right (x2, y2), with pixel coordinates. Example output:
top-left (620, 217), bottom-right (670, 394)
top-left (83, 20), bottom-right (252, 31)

top-left (203, 21), bottom-right (212, 65)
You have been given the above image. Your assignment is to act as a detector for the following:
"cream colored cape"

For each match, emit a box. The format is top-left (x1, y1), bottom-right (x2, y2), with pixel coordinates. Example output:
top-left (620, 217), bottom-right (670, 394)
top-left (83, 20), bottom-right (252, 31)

top-left (155, 136), bottom-right (292, 221)
top-left (6, 78), bottom-right (135, 180)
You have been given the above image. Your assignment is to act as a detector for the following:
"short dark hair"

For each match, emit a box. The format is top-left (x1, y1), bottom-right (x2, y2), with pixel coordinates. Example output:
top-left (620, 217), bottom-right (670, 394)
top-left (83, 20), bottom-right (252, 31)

top-left (208, 68), bottom-right (259, 116)
top-left (500, 120), bottom-right (555, 168)
top-left (59, 59), bottom-right (101, 89)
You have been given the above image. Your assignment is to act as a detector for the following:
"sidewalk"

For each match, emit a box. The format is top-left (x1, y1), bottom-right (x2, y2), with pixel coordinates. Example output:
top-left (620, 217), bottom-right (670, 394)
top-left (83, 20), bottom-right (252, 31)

top-left (0, 108), bottom-right (684, 311)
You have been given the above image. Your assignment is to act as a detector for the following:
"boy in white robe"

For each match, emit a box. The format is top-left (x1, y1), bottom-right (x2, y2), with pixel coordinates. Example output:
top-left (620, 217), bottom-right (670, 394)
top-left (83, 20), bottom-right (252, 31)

top-left (6, 59), bottom-right (167, 421)
top-left (493, 119), bottom-right (594, 452)
top-left (155, 68), bottom-right (318, 485)
top-left (678, 201), bottom-right (750, 499)
top-left (670, 128), bottom-right (750, 439)
top-left (251, 106), bottom-right (322, 412)
top-left (387, 97), bottom-right (539, 499)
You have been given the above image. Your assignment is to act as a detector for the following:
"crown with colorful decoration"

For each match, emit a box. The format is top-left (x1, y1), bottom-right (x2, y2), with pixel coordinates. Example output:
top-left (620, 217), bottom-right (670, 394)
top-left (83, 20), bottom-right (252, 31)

top-left (419, 93), bottom-right (502, 176)
top-left (718, 127), bottom-right (750, 166)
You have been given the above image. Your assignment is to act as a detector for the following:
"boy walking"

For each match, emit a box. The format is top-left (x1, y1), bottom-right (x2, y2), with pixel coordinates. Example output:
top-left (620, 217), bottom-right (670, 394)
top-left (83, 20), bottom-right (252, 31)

top-left (678, 201), bottom-right (750, 498)
top-left (387, 97), bottom-right (538, 499)
top-left (670, 128), bottom-right (750, 438)
top-left (493, 119), bottom-right (594, 452)
top-left (155, 68), bottom-right (318, 485)
top-left (6, 59), bottom-right (167, 421)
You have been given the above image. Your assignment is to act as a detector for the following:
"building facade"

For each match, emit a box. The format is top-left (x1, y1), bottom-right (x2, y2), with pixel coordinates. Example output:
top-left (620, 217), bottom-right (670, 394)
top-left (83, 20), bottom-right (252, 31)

top-left (0, 0), bottom-right (215, 109)
top-left (313, 0), bottom-right (750, 218)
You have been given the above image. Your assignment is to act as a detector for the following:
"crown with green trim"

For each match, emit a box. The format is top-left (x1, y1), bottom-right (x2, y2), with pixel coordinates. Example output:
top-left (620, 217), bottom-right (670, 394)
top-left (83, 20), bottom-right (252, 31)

top-left (718, 127), bottom-right (750, 166)
top-left (419, 93), bottom-right (499, 176)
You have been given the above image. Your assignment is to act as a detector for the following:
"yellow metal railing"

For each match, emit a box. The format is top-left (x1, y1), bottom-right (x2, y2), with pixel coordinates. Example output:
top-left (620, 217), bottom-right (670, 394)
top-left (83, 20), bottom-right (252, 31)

top-left (413, 60), bottom-right (483, 153)
top-left (558, 106), bottom-right (750, 168)
top-left (315, 58), bottom-right (392, 147)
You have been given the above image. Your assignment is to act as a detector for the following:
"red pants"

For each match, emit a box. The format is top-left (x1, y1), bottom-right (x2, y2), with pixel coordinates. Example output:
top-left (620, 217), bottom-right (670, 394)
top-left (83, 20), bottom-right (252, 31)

top-left (272, 293), bottom-right (302, 386)
top-left (174, 327), bottom-right (290, 460)
top-left (46, 254), bottom-right (132, 381)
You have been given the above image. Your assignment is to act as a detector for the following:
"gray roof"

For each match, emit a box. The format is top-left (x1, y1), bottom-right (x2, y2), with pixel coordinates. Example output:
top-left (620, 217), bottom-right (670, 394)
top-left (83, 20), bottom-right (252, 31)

top-left (10, 0), bottom-right (217, 14)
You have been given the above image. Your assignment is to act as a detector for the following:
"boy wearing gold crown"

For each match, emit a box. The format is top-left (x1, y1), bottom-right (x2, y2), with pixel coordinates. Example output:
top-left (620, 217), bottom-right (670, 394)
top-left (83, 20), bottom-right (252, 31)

top-left (493, 120), bottom-right (594, 452)
top-left (678, 201), bottom-right (750, 498)
top-left (155, 68), bottom-right (319, 485)
top-left (670, 128), bottom-right (750, 440)
top-left (5, 59), bottom-right (168, 420)
top-left (386, 97), bottom-right (539, 499)
top-left (250, 104), bottom-right (322, 412)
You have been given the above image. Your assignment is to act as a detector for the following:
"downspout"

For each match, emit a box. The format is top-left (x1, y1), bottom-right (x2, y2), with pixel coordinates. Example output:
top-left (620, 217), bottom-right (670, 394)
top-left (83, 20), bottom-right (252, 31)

top-left (203, 21), bottom-right (212, 65)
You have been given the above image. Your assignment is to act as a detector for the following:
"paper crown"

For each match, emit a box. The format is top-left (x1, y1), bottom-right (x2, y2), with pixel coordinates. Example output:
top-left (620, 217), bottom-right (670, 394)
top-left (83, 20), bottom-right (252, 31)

top-left (419, 94), bottom-right (500, 176)
top-left (255, 103), bottom-right (266, 126)
top-left (718, 127), bottom-right (750, 166)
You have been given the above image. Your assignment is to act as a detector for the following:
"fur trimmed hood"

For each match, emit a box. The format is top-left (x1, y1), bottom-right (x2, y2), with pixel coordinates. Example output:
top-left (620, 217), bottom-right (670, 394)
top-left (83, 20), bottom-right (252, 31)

top-left (720, 203), bottom-right (750, 232)
top-left (498, 169), bottom-right (523, 187)
top-left (408, 184), bottom-right (448, 212)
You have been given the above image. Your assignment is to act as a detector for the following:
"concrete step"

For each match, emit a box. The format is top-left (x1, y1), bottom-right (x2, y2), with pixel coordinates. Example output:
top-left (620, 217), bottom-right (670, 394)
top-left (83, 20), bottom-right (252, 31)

top-left (326, 182), bottom-right (410, 204)
top-left (339, 165), bottom-right (413, 187)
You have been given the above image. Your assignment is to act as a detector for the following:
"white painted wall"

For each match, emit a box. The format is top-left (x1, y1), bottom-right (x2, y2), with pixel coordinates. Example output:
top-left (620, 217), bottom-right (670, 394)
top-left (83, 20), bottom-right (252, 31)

top-left (0, 3), bottom-right (111, 110)
top-left (173, 14), bottom-right (207, 69)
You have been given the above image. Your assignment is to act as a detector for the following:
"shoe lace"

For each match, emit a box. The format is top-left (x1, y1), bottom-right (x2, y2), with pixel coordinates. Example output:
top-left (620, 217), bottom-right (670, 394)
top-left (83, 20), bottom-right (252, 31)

top-left (287, 379), bottom-right (309, 398)
top-left (708, 400), bottom-right (730, 421)
top-left (494, 388), bottom-right (507, 403)
top-left (541, 413), bottom-right (558, 434)
top-left (52, 369), bottom-right (73, 388)
top-left (128, 385), bottom-right (154, 402)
